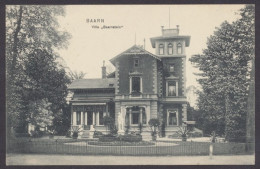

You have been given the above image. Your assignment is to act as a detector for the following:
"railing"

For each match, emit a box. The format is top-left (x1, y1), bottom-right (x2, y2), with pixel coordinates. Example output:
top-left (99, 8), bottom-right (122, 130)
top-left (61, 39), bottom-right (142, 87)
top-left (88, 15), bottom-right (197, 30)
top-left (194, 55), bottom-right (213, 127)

top-left (7, 138), bottom-right (254, 156)
top-left (116, 94), bottom-right (158, 100)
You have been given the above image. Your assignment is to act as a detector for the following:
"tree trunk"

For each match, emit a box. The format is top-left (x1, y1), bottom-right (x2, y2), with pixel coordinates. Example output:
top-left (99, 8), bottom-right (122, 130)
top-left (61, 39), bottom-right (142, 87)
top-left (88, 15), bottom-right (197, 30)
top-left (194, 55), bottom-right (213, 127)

top-left (10, 5), bottom-right (23, 80)
top-left (224, 94), bottom-right (230, 140)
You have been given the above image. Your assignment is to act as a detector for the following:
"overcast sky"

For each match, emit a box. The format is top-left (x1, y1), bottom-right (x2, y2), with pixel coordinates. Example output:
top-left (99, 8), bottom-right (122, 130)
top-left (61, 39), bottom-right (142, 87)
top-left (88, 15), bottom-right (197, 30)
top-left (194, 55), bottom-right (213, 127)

top-left (57, 5), bottom-right (245, 88)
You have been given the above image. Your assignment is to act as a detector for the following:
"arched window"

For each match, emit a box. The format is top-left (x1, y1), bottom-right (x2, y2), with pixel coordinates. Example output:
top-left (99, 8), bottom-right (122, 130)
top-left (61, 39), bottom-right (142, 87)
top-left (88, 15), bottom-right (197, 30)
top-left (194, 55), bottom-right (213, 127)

top-left (168, 43), bottom-right (173, 55)
top-left (177, 43), bottom-right (182, 54)
top-left (159, 44), bottom-right (164, 55)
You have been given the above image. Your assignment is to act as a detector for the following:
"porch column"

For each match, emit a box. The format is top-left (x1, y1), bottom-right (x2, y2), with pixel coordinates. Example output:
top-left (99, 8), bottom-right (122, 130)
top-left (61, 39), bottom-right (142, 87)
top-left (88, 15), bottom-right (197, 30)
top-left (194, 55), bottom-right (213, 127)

top-left (97, 112), bottom-right (100, 125)
top-left (85, 112), bottom-right (88, 125)
top-left (129, 77), bottom-right (132, 93)
top-left (106, 103), bottom-right (109, 116)
top-left (81, 112), bottom-right (84, 125)
top-left (93, 112), bottom-right (96, 125)
top-left (71, 112), bottom-right (73, 125)
top-left (73, 112), bottom-right (77, 125)
top-left (140, 107), bottom-right (143, 124)
top-left (140, 77), bottom-right (143, 93)
top-left (129, 108), bottom-right (132, 125)
top-left (146, 106), bottom-right (150, 125)
top-left (182, 104), bottom-right (187, 125)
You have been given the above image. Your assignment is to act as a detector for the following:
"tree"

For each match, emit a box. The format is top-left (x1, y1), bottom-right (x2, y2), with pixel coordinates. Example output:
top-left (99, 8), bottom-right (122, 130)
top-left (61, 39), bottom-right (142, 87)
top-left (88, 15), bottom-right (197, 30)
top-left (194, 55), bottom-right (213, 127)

top-left (148, 118), bottom-right (160, 141)
top-left (189, 5), bottom-right (254, 142)
top-left (103, 116), bottom-right (115, 134)
top-left (27, 99), bottom-right (54, 129)
top-left (68, 70), bottom-right (87, 80)
top-left (6, 5), bottom-right (71, 136)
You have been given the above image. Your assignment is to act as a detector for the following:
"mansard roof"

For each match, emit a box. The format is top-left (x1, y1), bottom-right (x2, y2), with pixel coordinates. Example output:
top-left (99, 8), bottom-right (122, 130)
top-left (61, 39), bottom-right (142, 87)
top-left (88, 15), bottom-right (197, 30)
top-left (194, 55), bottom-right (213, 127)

top-left (110, 45), bottom-right (161, 65)
top-left (68, 78), bottom-right (116, 90)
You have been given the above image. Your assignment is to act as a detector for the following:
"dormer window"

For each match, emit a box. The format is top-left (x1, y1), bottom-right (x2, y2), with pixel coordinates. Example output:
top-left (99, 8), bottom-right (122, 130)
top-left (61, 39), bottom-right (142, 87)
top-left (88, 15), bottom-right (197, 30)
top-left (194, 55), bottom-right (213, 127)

top-left (177, 43), bottom-right (182, 54)
top-left (159, 44), bottom-right (164, 55)
top-left (134, 59), bottom-right (139, 67)
top-left (168, 43), bottom-right (173, 55)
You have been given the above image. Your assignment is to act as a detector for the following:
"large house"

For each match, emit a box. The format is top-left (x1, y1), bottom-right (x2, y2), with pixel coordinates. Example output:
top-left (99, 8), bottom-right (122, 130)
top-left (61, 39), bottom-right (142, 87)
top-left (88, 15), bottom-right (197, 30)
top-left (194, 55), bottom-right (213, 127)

top-left (68, 26), bottom-right (191, 138)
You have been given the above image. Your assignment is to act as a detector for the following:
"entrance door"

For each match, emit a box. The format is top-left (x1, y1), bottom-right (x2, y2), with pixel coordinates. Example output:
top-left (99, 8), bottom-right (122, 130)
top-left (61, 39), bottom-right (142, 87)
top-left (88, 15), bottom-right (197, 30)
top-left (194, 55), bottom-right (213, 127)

top-left (87, 112), bottom-right (93, 126)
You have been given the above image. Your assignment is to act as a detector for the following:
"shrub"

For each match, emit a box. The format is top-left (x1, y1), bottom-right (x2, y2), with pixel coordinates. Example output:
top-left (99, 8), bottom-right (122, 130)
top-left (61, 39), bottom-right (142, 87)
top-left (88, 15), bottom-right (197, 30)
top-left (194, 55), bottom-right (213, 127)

top-left (119, 134), bottom-right (142, 142)
top-left (93, 131), bottom-right (103, 138)
top-left (30, 130), bottom-right (46, 138)
top-left (188, 131), bottom-right (203, 138)
top-left (15, 133), bottom-right (30, 138)
top-left (72, 131), bottom-right (78, 138)
top-left (99, 134), bottom-right (118, 142)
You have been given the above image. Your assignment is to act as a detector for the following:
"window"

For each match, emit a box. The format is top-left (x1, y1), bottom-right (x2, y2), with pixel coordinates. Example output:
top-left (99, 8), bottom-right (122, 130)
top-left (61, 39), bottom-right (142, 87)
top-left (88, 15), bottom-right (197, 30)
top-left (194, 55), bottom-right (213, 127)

top-left (142, 110), bottom-right (146, 124)
top-left (132, 77), bottom-right (140, 93)
top-left (159, 44), bottom-right (164, 55)
top-left (168, 81), bottom-right (177, 96)
top-left (168, 109), bottom-right (178, 126)
top-left (76, 112), bottom-right (81, 125)
top-left (134, 59), bottom-right (139, 67)
top-left (168, 43), bottom-right (173, 55)
top-left (169, 64), bottom-right (174, 72)
top-left (177, 43), bottom-right (182, 54)
top-left (132, 112), bottom-right (139, 124)
top-left (99, 112), bottom-right (104, 125)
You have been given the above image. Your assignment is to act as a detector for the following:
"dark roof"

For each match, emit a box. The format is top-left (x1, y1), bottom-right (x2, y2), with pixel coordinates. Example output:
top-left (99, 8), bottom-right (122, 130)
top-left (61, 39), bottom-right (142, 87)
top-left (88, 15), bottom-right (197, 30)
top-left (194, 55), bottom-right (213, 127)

top-left (150, 35), bottom-right (191, 48)
top-left (68, 78), bottom-right (116, 90)
top-left (110, 45), bottom-right (161, 65)
top-left (107, 71), bottom-right (115, 78)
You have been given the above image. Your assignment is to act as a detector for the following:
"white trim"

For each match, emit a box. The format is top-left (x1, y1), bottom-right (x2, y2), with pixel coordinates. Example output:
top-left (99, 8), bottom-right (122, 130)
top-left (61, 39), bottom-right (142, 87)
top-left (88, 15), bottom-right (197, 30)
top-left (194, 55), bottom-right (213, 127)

top-left (81, 112), bottom-right (84, 125)
top-left (73, 112), bottom-right (77, 125)
top-left (84, 112), bottom-right (88, 125)
top-left (167, 109), bottom-right (179, 126)
top-left (166, 80), bottom-right (178, 97)
top-left (129, 76), bottom-right (143, 95)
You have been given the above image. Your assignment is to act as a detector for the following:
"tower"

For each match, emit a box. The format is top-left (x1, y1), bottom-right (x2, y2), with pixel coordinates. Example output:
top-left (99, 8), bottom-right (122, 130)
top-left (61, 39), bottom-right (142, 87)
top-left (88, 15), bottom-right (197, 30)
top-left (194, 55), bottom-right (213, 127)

top-left (150, 25), bottom-right (191, 136)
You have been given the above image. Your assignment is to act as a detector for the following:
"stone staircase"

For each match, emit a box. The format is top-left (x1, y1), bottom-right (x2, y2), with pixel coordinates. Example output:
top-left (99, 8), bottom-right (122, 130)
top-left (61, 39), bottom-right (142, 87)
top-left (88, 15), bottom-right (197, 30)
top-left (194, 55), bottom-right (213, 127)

top-left (80, 130), bottom-right (90, 138)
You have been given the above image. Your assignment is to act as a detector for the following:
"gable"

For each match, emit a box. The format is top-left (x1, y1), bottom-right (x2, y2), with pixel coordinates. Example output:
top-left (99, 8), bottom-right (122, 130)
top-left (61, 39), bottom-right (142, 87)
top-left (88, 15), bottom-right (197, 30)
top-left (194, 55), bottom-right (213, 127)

top-left (109, 45), bottom-right (161, 65)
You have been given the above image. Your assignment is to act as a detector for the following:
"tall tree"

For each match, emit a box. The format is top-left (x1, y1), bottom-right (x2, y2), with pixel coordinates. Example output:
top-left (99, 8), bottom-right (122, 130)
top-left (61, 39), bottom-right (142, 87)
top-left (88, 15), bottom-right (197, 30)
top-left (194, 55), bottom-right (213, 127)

top-left (6, 5), bottom-right (71, 135)
top-left (190, 5), bottom-right (254, 142)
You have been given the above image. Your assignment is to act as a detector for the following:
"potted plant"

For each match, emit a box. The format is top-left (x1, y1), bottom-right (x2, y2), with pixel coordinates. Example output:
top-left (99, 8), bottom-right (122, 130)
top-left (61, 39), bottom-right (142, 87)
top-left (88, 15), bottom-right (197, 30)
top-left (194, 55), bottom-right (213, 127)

top-left (70, 126), bottom-right (82, 139)
top-left (48, 129), bottom-right (55, 139)
top-left (176, 125), bottom-right (191, 142)
top-left (148, 118), bottom-right (160, 141)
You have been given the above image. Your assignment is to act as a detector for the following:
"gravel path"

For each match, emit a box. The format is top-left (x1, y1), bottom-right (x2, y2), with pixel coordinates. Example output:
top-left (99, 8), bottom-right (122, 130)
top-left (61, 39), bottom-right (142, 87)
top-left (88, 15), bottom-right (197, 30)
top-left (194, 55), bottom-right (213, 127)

top-left (6, 153), bottom-right (254, 165)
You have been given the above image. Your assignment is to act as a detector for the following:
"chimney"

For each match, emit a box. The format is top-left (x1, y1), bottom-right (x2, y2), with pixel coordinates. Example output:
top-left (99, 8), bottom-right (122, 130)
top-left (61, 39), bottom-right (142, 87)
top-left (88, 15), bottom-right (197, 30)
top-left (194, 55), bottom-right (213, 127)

top-left (176, 25), bottom-right (179, 34)
top-left (161, 26), bottom-right (164, 34)
top-left (102, 60), bottom-right (106, 79)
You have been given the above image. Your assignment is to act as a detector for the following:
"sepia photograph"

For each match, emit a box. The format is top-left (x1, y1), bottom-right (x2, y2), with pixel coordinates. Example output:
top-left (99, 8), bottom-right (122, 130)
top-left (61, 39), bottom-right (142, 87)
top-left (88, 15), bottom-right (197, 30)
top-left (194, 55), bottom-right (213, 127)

top-left (5, 4), bottom-right (255, 165)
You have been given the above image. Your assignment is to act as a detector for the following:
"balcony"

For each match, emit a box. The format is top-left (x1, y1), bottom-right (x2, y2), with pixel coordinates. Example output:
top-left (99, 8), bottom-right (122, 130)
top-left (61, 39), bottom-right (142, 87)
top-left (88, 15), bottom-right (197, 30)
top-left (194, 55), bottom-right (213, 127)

top-left (161, 96), bottom-right (187, 103)
top-left (115, 93), bottom-right (158, 100)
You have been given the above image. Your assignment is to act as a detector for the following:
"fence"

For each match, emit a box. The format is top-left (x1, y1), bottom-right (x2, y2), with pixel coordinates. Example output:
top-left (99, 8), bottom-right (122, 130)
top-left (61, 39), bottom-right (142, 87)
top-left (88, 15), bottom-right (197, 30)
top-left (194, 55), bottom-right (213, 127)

top-left (7, 138), bottom-right (254, 156)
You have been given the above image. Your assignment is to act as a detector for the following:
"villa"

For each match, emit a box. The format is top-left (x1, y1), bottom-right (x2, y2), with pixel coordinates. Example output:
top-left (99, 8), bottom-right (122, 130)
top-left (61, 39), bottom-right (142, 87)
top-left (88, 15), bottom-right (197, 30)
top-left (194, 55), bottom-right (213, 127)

top-left (68, 26), bottom-right (191, 138)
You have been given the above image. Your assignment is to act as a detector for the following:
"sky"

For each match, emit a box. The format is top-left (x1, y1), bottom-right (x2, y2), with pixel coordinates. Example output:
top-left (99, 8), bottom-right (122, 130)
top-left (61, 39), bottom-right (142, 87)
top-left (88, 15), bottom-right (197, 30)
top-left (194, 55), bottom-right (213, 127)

top-left (57, 5), bottom-right (244, 88)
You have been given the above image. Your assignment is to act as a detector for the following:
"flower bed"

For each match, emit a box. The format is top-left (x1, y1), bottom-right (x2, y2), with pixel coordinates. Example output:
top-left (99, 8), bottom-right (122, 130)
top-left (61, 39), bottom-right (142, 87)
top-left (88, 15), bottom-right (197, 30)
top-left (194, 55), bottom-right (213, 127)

top-left (88, 141), bottom-right (155, 146)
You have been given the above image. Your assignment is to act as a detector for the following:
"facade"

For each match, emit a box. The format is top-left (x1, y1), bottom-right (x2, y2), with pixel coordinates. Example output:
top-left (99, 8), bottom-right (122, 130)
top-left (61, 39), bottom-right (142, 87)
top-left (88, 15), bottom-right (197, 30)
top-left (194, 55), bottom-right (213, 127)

top-left (68, 26), bottom-right (191, 138)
